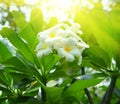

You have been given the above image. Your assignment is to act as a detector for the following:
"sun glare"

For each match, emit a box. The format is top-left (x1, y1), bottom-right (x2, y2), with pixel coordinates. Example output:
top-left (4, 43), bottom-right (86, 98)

top-left (23, 0), bottom-right (84, 22)
top-left (40, 0), bottom-right (78, 22)
top-left (24, 0), bottom-right (99, 22)
top-left (25, 0), bottom-right (39, 5)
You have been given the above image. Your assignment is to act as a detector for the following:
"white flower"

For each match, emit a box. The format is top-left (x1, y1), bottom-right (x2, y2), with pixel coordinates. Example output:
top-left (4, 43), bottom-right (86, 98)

top-left (36, 41), bottom-right (52, 58)
top-left (36, 22), bottom-right (89, 65)
top-left (56, 37), bottom-right (80, 62)
top-left (95, 88), bottom-right (104, 98)
top-left (70, 23), bottom-right (83, 34)
top-left (102, 0), bottom-right (116, 12)
top-left (44, 28), bottom-right (65, 46)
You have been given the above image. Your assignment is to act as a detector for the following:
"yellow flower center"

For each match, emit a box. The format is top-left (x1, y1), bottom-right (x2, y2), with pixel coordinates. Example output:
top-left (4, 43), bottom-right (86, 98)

top-left (65, 47), bottom-right (70, 52)
top-left (49, 33), bottom-right (55, 38)
top-left (43, 44), bottom-right (47, 49)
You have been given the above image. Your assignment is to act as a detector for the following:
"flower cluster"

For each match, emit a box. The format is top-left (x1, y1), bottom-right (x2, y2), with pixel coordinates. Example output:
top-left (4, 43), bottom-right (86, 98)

top-left (36, 23), bottom-right (89, 65)
top-left (102, 0), bottom-right (116, 12)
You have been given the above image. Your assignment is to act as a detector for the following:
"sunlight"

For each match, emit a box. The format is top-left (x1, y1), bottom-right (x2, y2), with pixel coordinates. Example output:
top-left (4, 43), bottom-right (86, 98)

top-left (25, 0), bottom-right (39, 5)
top-left (25, 0), bottom-right (100, 22)
top-left (40, 0), bottom-right (78, 22)
top-left (24, 0), bottom-right (98, 22)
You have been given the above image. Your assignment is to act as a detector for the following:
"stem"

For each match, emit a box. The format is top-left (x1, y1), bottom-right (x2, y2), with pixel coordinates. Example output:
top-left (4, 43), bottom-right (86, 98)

top-left (84, 89), bottom-right (93, 104)
top-left (100, 76), bottom-right (117, 104)
top-left (41, 77), bottom-right (47, 103)
top-left (81, 67), bottom-right (93, 104)
top-left (35, 76), bottom-right (46, 103)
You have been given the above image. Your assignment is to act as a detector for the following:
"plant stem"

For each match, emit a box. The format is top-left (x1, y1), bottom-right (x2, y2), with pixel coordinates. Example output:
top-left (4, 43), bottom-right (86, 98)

top-left (35, 76), bottom-right (46, 103)
top-left (81, 67), bottom-right (93, 104)
top-left (100, 76), bottom-right (117, 104)
top-left (41, 77), bottom-right (47, 103)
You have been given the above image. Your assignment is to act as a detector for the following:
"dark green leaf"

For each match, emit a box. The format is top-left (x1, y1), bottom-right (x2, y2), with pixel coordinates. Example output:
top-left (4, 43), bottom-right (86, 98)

top-left (0, 97), bottom-right (7, 103)
top-left (63, 78), bottom-right (103, 101)
top-left (0, 71), bottom-right (10, 86)
top-left (0, 41), bottom-right (12, 62)
top-left (40, 54), bottom-right (60, 72)
top-left (0, 27), bottom-right (34, 63)
top-left (3, 57), bottom-right (29, 73)
top-left (45, 86), bottom-right (63, 104)
top-left (24, 81), bottom-right (39, 96)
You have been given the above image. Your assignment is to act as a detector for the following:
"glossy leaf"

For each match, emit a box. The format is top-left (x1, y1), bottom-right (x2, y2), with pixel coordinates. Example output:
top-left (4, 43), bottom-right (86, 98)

top-left (87, 45), bottom-right (111, 69)
top-left (75, 8), bottom-right (115, 59)
top-left (12, 11), bottom-right (38, 50)
top-left (40, 54), bottom-right (60, 72)
top-left (0, 71), bottom-right (11, 87)
top-left (0, 97), bottom-right (8, 103)
top-left (109, 4), bottom-right (120, 43)
top-left (45, 87), bottom-right (63, 104)
top-left (63, 78), bottom-right (103, 102)
top-left (3, 57), bottom-right (30, 73)
top-left (30, 7), bottom-right (43, 34)
top-left (0, 41), bottom-right (12, 62)
top-left (0, 28), bottom-right (34, 63)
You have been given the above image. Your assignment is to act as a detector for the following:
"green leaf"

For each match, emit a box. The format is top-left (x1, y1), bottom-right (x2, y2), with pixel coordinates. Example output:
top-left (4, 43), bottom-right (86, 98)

top-left (0, 41), bottom-right (12, 62)
top-left (16, 52), bottom-right (41, 79)
top-left (49, 70), bottom-right (67, 80)
top-left (40, 54), bottom-right (60, 72)
top-left (0, 84), bottom-right (11, 92)
top-left (75, 8), bottom-right (115, 58)
top-left (3, 57), bottom-right (29, 73)
top-left (109, 4), bottom-right (120, 43)
top-left (45, 87), bottom-right (63, 104)
top-left (12, 11), bottom-right (27, 31)
top-left (46, 17), bottom-right (58, 29)
top-left (115, 48), bottom-right (120, 70)
top-left (30, 7), bottom-right (43, 34)
top-left (16, 78), bottom-right (34, 89)
top-left (24, 82), bottom-right (39, 96)
top-left (0, 71), bottom-right (10, 86)
top-left (0, 27), bottom-right (34, 63)
top-left (9, 72), bottom-right (30, 85)
top-left (12, 11), bottom-right (38, 50)
top-left (8, 96), bottom-right (41, 104)
top-left (63, 78), bottom-right (103, 101)
top-left (0, 97), bottom-right (7, 103)
top-left (88, 45), bottom-right (111, 69)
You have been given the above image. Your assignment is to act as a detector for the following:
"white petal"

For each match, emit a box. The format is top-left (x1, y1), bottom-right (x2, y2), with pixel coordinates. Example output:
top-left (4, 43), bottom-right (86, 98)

top-left (78, 56), bottom-right (82, 65)
top-left (65, 53), bottom-right (74, 62)
top-left (57, 48), bottom-right (65, 58)
top-left (70, 48), bottom-right (80, 57)
top-left (44, 48), bottom-right (52, 55)
top-left (36, 42), bottom-right (43, 50)
top-left (77, 42), bottom-right (89, 48)
top-left (71, 23), bottom-right (82, 34)
top-left (37, 50), bottom-right (44, 58)
top-left (47, 80), bottom-right (57, 87)
top-left (66, 37), bottom-right (77, 46)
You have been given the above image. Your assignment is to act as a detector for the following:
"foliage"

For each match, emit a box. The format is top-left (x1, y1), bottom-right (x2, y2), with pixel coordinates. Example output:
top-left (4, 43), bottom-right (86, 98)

top-left (0, 0), bottom-right (120, 104)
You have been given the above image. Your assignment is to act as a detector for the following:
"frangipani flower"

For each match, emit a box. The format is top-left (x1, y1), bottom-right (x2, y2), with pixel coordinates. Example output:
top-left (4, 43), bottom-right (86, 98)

top-left (36, 41), bottom-right (52, 58)
top-left (70, 23), bottom-right (83, 34)
top-left (56, 37), bottom-right (79, 62)
top-left (36, 22), bottom-right (89, 65)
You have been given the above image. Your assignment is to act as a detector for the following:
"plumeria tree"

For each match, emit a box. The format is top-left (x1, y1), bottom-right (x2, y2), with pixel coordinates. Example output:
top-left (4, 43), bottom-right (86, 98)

top-left (0, 0), bottom-right (120, 104)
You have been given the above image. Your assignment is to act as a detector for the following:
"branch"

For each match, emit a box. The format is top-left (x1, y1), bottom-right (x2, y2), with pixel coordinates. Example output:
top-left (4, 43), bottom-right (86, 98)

top-left (41, 77), bottom-right (47, 102)
top-left (100, 76), bottom-right (117, 104)
top-left (81, 67), bottom-right (93, 104)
